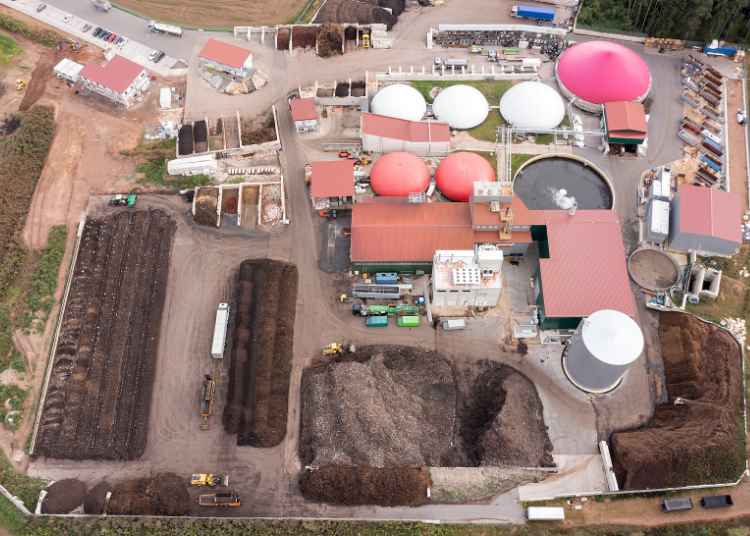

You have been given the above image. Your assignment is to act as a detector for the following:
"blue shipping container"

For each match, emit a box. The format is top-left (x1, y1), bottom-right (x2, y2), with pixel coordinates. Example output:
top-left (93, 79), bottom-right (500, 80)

top-left (700, 154), bottom-right (722, 173)
top-left (704, 46), bottom-right (737, 57)
top-left (514, 5), bottom-right (555, 21)
top-left (374, 272), bottom-right (399, 284)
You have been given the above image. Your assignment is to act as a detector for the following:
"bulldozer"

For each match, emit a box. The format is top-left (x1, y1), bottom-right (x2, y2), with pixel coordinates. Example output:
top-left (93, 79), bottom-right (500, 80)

top-left (322, 342), bottom-right (356, 356)
top-left (15, 80), bottom-right (26, 92)
top-left (190, 473), bottom-right (229, 487)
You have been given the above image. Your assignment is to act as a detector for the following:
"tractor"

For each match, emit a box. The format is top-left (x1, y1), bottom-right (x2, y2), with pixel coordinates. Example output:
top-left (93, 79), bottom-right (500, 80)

top-left (322, 342), bottom-right (355, 356)
top-left (190, 474), bottom-right (229, 488)
top-left (109, 193), bottom-right (137, 207)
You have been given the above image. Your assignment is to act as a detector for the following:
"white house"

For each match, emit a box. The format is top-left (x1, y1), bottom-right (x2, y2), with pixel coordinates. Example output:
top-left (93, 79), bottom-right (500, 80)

top-left (432, 246), bottom-right (503, 309)
top-left (198, 38), bottom-right (254, 78)
top-left (78, 55), bottom-right (150, 108)
top-left (290, 98), bottom-right (319, 133)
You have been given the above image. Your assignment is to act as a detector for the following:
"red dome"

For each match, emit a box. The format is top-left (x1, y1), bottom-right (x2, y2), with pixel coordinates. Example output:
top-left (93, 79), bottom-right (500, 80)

top-left (557, 40), bottom-right (651, 105)
top-left (370, 152), bottom-right (430, 197)
top-left (435, 152), bottom-right (496, 202)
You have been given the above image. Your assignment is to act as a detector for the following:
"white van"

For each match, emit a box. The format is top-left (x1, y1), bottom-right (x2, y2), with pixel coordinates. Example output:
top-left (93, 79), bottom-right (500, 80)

top-left (526, 506), bottom-right (565, 521)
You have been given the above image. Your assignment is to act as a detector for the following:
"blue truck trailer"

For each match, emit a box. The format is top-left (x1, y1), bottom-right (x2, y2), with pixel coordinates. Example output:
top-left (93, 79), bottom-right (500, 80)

top-left (512, 5), bottom-right (555, 22)
top-left (704, 40), bottom-right (737, 58)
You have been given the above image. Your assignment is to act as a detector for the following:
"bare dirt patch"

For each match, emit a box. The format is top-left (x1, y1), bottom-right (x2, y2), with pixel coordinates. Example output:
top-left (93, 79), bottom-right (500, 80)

top-left (34, 210), bottom-right (175, 460)
top-left (300, 346), bottom-right (553, 469)
top-left (315, 0), bottom-right (404, 28)
top-left (611, 312), bottom-right (745, 489)
top-left (223, 259), bottom-right (298, 447)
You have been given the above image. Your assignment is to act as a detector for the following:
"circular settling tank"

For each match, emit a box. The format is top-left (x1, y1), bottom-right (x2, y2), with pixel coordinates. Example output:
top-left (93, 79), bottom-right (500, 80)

top-left (628, 248), bottom-right (680, 291)
top-left (513, 156), bottom-right (613, 211)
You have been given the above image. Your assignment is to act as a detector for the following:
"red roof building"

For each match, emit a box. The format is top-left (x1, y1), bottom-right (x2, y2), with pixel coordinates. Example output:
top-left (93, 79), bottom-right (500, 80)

top-left (556, 40), bottom-right (651, 110)
top-left (78, 55), bottom-right (148, 107)
top-left (290, 98), bottom-right (319, 122)
top-left (670, 184), bottom-right (742, 256)
top-left (361, 113), bottom-right (451, 156)
top-left (604, 101), bottom-right (647, 144)
top-left (310, 160), bottom-right (354, 199)
top-left (198, 38), bottom-right (253, 74)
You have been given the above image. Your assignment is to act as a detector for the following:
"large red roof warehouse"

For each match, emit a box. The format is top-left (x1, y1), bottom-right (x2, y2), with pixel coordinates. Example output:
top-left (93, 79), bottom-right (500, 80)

top-left (556, 40), bottom-right (651, 105)
top-left (435, 152), bottom-right (496, 202)
top-left (370, 152), bottom-right (430, 197)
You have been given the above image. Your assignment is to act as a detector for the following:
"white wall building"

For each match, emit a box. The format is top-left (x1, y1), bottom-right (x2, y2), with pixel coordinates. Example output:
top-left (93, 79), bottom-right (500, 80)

top-left (198, 38), bottom-right (254, 78)
top-left (78, 55), bottom-right (150, 108)
top-left (432, 246), bottom-right (503, 308)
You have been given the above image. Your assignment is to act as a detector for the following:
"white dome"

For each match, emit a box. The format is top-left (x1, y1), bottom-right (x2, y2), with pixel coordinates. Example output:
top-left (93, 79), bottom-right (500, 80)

top-left (581, 309), bottom-right (644, 366)
top-left (371, 84), bottom-right (427, 122)
top-left (500, 82), bottom-right (566, 130)
top-left (432, 85), bottom-right (489, 129)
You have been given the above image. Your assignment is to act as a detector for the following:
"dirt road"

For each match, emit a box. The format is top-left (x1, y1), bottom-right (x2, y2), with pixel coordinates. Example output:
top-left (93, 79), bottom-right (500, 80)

top-left (727, 78), bottom-right (748, 211)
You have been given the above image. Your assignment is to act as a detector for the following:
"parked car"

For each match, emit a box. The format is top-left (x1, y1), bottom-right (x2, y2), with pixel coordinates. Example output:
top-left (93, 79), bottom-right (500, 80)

top-left (82, 24), bottom-right (92, 32)
top-left (36, 3), bottom-right (47, 12)
top-left (108, 33), bottom-right (118, 43)
top-left (153, 51), bottom-right (166, 63)
top-left (93, 27), bottom-right (102, 37)
top-left (700, 495), bottom-right (733, 509)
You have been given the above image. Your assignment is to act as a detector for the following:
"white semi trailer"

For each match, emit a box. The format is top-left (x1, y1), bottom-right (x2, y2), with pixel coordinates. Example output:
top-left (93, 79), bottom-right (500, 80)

top-left (211, 303), bottom-right (230, 359)
top-left (148, 20), bottom-right (183, 37)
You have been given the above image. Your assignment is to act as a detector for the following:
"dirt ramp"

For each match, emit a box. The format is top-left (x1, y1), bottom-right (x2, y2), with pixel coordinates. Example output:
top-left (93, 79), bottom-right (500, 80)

top-left (223, 259), bottom-right (298, 447)
top-left (42, 479), bottom-right (86, 514)
top-left (35, 209), bottom-right (175, 460)
top-left (108, 474), bottom-right (189, 516)
top-left (611, 312), bottom-right (744, 489)
top-left (299, 465), bottom-right (430, 506)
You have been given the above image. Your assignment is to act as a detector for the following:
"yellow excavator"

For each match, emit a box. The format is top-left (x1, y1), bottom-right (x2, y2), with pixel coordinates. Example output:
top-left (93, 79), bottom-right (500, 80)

top-left (15, 80), bottom-right (26, 92)
top-left (322, 342), bottom-right (356, 356)
top-left (190, 473), bottom-right (229, 487)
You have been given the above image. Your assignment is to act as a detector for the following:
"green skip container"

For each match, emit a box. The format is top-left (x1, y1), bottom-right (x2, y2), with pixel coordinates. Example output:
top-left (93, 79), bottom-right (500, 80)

top-left (397, 315), bottom-right (420, 328)
top-left (366, 315), bottom-right (389, 328)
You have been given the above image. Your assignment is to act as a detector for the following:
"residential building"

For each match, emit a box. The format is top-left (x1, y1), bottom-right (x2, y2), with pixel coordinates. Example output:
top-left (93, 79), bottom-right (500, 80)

top-left (78, 55), bottom-right (150, 107)
top-left (309, 160), bottom-right (354, 210)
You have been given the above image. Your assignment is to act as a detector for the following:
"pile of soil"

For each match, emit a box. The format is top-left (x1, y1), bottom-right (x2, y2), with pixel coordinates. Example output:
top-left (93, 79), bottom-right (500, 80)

top-left (299, 465), bottom-right (430, 506)
top-left (35, 210), bottom-right (175, 460)
top-left (194, 187), bottom-right (219, 226)
top-left (108, 473), bottom-right (189, 516)
top-left (292, 26), bottom-right (319, 49)
top-left (317, 23), bottom-right (343, 57)
top-left (83, 481), bottom-right (110, 514)
top-left (276, 28), bottom-right (291, 50)
top-left (240, 112), bottom-right (276, 146)
top-left (42, 479), bottom-right (86, 514)
top-left (177, 124), bottom-right (194, 155)
top-left (611, 312), bottom-right (744, 489)
top-left (315, 0), bottom-right (399, 29)
top-left (300, 346), bottom-right (553, 468)
top-left (194, 120), bottom-right (208, 153)
top-left (223, 260), bottom-right (298, 447)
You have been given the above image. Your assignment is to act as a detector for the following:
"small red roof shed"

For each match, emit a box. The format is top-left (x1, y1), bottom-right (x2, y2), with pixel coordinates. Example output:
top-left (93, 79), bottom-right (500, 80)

top-left (290, 98), bottom-right (318, 122)
top-left (310, 160), bottom-right (354, 199)
top-left (198, 38), bottom-right (252, 69)
top-left (604, 101), bottom-right (647, 144)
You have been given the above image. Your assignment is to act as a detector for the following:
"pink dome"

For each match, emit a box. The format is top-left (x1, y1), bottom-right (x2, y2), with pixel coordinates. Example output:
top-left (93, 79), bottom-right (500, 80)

top-left (435, 152), bottom-right (496, 202)
top-left (370, 152), bottom-right (430, 197)
top-left (557, 40), bottom-right (651, 105)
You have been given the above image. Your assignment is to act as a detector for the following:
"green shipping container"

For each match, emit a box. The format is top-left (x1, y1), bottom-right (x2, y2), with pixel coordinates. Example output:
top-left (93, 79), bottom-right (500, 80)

top-left (366, 315), bottom-right (389, 327)
top-left (397, 315), bottom-right (420, 328)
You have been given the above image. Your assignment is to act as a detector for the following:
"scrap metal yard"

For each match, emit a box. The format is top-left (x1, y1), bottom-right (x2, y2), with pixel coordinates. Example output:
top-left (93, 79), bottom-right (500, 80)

top-left (2, 0), bottom-right (750, 531)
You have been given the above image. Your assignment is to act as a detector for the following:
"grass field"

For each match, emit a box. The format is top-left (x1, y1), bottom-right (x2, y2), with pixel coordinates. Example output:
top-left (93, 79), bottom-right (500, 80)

top-left (0, 32), bottom-right (20, 64)
top-left (112, 0), bottom-right (307, 28)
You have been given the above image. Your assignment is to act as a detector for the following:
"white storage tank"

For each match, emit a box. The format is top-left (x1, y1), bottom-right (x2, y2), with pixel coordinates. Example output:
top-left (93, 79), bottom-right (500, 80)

top-left (371, 84), bottom-right (427, 122)
top-left (562, 309), bottom-right (644, 394)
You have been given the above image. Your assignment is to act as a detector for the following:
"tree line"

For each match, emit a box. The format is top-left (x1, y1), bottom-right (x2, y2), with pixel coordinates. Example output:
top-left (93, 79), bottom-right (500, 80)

top-left (578, 0), bottom-right (750, 44)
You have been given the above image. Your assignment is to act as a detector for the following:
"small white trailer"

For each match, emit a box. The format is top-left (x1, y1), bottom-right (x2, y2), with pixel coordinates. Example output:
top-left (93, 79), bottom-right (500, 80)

top-left (167, 154), bottom-right (218, 176)
top-left (148, 20), bottom-right (183, 37)
top-left (526, 506), bottom-right (565, 521)
top-left (211, 303), bottom-right (230, 359)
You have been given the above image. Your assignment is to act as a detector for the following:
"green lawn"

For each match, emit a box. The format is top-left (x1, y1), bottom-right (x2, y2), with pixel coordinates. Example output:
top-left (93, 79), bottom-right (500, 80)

top-left (410, 80), bottom-right (512, 104)
top-left (510, 154), bottom-right (534, 177)
top-left (0, 33), bottom-right (20, 64)
top-left (468, 111), bottom-right (503, 143)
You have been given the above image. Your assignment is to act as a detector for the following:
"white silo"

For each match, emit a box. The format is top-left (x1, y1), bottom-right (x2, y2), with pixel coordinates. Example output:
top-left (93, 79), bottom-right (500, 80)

top-left (562, 309), bottom-right (644, 394)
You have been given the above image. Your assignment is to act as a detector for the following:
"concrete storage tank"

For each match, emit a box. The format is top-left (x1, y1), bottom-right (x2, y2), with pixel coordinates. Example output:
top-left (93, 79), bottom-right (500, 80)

top-left (563, 309), bottom-right (644, 394)
top-left (556, 40), bottom-right (651, 112)
top-left (432, 85), bottom-right (489, 129)
top-left (435, 152), bottom-right (496, 201)
top-left (370, 152), bottom-right (430, 196)
top-left (500, 81), bottom-right (566, 130)
top-left (371, 83), bottom-right (427, 122)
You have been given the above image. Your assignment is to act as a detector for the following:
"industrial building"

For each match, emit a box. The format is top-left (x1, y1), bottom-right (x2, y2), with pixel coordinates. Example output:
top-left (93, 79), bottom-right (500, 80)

top-left (432, 247), bottom-right (503, 308)
top-left (603, 101), bottom-right (647, 146)
top-left (308, 160), bottom-right (354, 210)
top-left (370, 84), bottom-right (427, 122)
top-left (53, 58), bottom-right (84, 84)
top-left (563, 309), bottom-right (644, 393)
top-left (290, 98), bottom-right (319, 133)
top-left (435, 152), bottom-right (496, 201)
top-left (432, 85), bottom-right (489, 129)
top-left (556, 40), bottom-right (651, 112)
top-left (369, 152), bottom-right (431, 197)
top-left (499, 81), bottom-right (566, 130)
top-left (360, 113), bottom-right (450, 156)
top-left (669, 184), bottom-right (742, 257)
top-left (198, 38), bottom-right (254, 78)
top-left (78, 55), bottom-right (150, 108)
